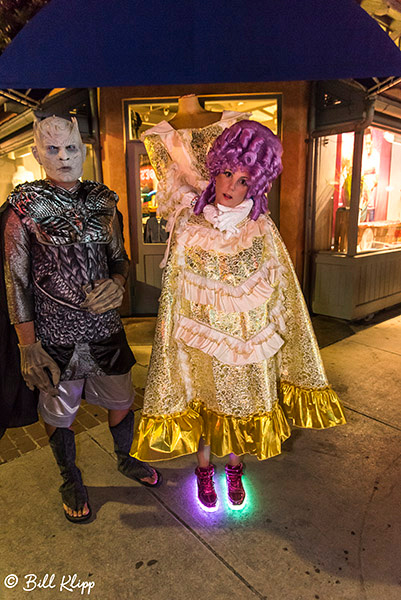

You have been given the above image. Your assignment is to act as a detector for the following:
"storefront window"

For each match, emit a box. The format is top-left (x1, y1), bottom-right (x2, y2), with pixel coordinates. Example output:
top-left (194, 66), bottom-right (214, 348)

top-left (82, 144), bottom-right (96, 181)
top-left (0, 143), bottom-right (96, 202)
top-left (0, 144), bottom-right (42, 202)
top-left (357, 126), bottom-right (401, 252)
top-left (314, 132), bottom-right (354, 252)
top-left (128, 96), bottom-right (279, 140)
top-left (314, 126), bottom-right (401, 255)
top-left (127, 95), bottom-right (279, 241)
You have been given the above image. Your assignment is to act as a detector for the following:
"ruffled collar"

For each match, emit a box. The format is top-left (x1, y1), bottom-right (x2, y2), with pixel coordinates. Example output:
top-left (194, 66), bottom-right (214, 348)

top-left (203, 199), bottom-right (254, 238)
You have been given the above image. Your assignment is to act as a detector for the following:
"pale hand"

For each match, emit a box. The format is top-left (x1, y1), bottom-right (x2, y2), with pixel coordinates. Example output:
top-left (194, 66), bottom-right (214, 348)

top-left (80, 278), bottom-right (124, 314)
top-left (18, 340), bottom-right (61, 396)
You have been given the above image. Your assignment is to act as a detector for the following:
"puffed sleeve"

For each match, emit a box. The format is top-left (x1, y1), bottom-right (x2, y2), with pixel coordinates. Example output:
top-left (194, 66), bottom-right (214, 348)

top-left (143, 133), bottom-right (172, 182)
top-left (2, 207), bottom-right (34, 324)
top-left (143, 134), bottom-right (197, 220)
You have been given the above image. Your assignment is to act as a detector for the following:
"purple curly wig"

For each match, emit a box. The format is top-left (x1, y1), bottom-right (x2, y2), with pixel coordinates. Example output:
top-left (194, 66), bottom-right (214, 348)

top-left (194, 120), bottom-right (283, 220)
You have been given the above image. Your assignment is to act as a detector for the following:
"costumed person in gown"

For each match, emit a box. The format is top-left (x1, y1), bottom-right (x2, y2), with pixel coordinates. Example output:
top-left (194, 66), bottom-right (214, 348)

top-left (2, 116), bottom-right (161, 523)
top-left (131, 107), bottom-right (346, 510)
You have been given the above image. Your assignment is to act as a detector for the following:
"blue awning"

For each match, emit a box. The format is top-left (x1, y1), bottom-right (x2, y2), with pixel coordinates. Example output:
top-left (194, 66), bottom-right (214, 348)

top-left (0, 0), bottom-right (401, 88)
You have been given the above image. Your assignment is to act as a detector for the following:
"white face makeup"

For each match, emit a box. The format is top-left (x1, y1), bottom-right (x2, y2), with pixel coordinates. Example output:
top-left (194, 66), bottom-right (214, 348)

top-left (32, 117), bottom-right (86, 189)
top-left (215, 169), bottom-right (250, 208)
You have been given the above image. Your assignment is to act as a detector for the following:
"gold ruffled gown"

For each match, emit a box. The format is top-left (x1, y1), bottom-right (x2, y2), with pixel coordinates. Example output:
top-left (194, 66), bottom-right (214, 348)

top-left (131, 112), bottom-right (345, 462)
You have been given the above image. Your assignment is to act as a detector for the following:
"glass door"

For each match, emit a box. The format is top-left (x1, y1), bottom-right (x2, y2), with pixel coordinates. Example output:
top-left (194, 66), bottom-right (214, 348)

top-left (126, 141), bottom-right (168, 314)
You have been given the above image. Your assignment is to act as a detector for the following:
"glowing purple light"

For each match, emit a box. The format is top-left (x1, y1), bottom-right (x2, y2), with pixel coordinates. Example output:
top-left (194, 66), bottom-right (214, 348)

top-left (193, 478), bottom-right (219, 512)
top-left (196, 495), bottom-right (219, 513)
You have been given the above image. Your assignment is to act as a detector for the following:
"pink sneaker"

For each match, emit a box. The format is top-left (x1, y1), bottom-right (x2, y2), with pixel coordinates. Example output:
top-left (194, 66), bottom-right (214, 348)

top-left (195, 464), bottom-right (218, 510)
top-left (225, 463), bottom-right (245, 506)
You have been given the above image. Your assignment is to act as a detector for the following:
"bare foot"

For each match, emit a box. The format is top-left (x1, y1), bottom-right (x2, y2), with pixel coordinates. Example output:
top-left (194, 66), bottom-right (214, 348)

top-left (63, 502), bottom-right (90, 519)
top-left (139, 468), bottom-right (158, 486)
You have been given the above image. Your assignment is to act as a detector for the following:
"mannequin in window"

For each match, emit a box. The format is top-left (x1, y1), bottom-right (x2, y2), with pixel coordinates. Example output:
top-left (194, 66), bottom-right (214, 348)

top-left (144, 207), bottom-right (168, 243)
top-left (168, 93), bottom-right (222, 130)
top-left (360, 129), bottom-right (379, 223)
top-left (140, 97), bottom-right (250, 221)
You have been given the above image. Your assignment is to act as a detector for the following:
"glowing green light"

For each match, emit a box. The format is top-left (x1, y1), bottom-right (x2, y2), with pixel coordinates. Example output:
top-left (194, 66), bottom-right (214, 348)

top-left (218, 472), bottom-right (257, 518)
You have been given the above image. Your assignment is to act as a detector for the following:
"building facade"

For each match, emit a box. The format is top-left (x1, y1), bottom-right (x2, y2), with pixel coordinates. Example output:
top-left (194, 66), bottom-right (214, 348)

top-left (308, 79), bottom-right (401, 319)
top-left (98, 81), bottom-right (310, 314)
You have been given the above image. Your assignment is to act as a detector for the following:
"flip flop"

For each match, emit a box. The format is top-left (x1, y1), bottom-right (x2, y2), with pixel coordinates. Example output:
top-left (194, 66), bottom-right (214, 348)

top-left (64, 503), bottom-right (92, 524)
top-left (135, 468), bottom-right (163, 488)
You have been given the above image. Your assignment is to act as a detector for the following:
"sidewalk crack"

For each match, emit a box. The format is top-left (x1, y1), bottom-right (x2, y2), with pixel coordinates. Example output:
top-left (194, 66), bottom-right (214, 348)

top-left (147, 490), bottom-right (268, 600)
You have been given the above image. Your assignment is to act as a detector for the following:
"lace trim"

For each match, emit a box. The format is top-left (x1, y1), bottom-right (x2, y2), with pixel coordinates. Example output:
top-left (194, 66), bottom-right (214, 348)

top-left (182, 259), bottom-right (285, 313)
top-left (177, 214), bottom-right (272, 255)
top-left (174, 315), bottom-right (284, 365)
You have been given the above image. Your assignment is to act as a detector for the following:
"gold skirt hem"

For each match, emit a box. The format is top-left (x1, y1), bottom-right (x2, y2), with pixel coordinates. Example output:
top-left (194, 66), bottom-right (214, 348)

top-left (130, 405), bottom-right (203, 462)
top-left (279, 381), bottom-right (347, 428)
top-left (195, 400), bottom-right (291, 461)
top-left (130, 382), bottom-right (346, 462)
top-left (131, 401), bottom-right (291, 462)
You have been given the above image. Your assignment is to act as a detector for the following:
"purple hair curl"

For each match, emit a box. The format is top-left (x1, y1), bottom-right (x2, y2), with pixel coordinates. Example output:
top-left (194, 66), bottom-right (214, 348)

top-left (194, 120), bottom-right (283, 220)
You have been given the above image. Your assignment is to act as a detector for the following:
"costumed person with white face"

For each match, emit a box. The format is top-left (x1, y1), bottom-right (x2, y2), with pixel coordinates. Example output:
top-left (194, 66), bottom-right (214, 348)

top-left (131, 117), bottom-right (346, 511)
top-left (2, 116), bottom-right (161, 523)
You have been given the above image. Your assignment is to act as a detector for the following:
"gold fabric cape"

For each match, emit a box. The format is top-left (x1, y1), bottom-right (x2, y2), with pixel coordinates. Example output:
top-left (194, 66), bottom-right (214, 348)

top-left (131, 213), bottom-right (346, 462)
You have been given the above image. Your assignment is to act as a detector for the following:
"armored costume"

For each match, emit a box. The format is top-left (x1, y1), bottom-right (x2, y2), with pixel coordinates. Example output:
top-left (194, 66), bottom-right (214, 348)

top-left (4, 180), bottom-right (135, 419)
top-left (3, 116), bottom-right (161, 523)
top-left (3, 176), bottom-right (160, 523)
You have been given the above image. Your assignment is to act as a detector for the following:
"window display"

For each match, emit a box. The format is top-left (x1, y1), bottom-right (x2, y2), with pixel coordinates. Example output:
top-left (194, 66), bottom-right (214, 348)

top-left (314, 126), bottom-right (401, 254)
top-left (314, 132), bottom-right (354, 252)
top-left (0, 144), bottom-right (42, 203)
top-left (357, 127), bottom-right (401, 251)
top-left (138, 153), bottom-right (168, 244)
top-left (128, 96), bottom-right (279, 140)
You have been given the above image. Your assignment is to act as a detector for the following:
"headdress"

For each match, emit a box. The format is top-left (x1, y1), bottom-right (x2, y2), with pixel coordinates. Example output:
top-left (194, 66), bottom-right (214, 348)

top-left (194, 120), bottom-right (283, 220)
top-left (33, 115), bottom-right (83, 148)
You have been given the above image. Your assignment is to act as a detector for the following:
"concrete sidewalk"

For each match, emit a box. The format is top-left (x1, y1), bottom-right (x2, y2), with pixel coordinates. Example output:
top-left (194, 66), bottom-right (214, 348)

top-left (1, 315), bottom-right (401, 600)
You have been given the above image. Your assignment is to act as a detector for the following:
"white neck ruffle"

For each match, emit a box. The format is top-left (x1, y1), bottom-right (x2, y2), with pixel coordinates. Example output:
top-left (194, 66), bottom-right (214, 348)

top-left (203, 198), bottom-right (253, 238)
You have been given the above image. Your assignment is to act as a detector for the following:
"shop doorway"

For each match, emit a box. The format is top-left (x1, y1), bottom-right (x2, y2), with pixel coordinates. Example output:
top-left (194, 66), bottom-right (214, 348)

top-left (126, 141), bottom-right (166, 314)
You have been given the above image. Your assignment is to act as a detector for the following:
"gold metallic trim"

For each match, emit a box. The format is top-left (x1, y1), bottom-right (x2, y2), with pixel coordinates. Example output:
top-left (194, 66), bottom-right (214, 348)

top-left (131, 383), bottom-right (346, 462)
top-left (131, 401), bottom-right (292, 462)
top-left (193, 400), bottom-right (292, 461)
top-left (130, 405), bottom-right (203, 462)
top-left (279, 381), bottom-right (346, 428)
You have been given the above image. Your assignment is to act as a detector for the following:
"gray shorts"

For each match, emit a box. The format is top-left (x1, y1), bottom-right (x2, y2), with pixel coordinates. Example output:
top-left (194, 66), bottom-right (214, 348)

top-left (38, 371), bottom-right (135, 428)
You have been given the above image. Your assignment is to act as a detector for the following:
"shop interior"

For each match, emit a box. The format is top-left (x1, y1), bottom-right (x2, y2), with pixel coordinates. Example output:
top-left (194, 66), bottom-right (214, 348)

top-left (126, 96), bottom-right (279, 245)
top-left (314, 126), bottom-right (401, 254)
